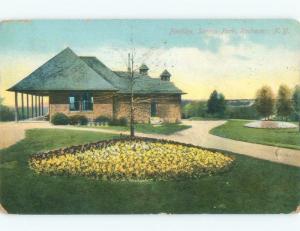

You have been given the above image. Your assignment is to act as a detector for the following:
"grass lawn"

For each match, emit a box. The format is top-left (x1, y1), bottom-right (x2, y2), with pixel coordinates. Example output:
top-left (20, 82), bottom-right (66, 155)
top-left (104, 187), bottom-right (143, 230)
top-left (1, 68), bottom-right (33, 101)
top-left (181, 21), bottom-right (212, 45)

top-left (82, 123), bottom-right (191, 135)
top-left (0, 128), bottom-right (299, 214)
top-left (210, 120), bottom-right (300, 150)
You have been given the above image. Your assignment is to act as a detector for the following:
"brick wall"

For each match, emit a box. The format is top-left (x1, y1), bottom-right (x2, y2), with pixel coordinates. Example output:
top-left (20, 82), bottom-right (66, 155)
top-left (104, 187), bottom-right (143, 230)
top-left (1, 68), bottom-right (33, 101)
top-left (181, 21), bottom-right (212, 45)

top-left (49, 92), bottom-right (181, 123)
top-left (49, 92), bottom-right (113, 120)
top-left (156, 95), bottom-right (181, 123)
top-left (114, 94), bottom-right (181, 123)
top-left (113, 96), bottom-right (151, 123)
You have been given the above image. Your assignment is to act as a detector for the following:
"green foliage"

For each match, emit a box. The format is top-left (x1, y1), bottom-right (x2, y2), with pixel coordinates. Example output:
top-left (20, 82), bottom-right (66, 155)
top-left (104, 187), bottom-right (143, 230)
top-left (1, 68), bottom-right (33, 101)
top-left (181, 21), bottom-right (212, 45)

top-left (51, 113), bottom-right (70, 125)
top-left (69, 115), bottom-right (88, 125)
top-left (0, 97), bottom-right (15, 121)
top-left (225, 105), bottom-right (259, 120)
top-left (0, 129), bottom-right (299, 213)
top-left (109, 117), bottom-right (128, 126)
top-left (95, 116), bottom-right (111, 123)
top-left (254, 86), bottom-right (275, 119)
top-left (276, 84), bottom-right (293, 120)
top-left (207, 90), bottom-right (219, 114)
top-left (217, 93), bottom-right (226, 117)
top-left (293, 85), bottom-right (300, 131)
top-left (0, 105), bottom-right (15, 121)
top-left (293, 85), bottom-right (300, 113)
top-left (207, 90), bottom-right (227, 117)
top-left (182, 101), bottom-right (207, 118)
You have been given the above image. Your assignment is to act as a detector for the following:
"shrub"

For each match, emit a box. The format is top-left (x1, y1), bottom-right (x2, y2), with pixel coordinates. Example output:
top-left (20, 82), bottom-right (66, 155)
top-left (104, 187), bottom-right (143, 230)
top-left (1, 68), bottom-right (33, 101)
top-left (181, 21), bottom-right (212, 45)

top-left (119, 117), bottom-right (128, 126)
top-left (95, 116), bottom-right (111, 124)
top-left (109, 117), bottom-right (128, 126)
top-left (0, 105), bottom-right (15, 121)
top-left (51, 113), bottom-right (69, 125)
top-left (69, 115), bottom-right (88, 125)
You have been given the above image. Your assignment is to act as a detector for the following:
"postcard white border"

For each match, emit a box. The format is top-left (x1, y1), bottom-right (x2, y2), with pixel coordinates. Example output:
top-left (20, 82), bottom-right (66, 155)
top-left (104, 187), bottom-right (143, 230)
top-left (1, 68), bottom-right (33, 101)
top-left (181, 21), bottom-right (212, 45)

top-left (0, 0), bottom-right (299, 230)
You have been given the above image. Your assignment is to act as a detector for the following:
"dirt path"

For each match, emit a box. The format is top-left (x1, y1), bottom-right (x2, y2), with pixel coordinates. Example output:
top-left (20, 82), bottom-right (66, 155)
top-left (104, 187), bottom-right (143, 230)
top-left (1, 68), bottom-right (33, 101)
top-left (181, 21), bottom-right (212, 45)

top-left (0, 122), bottom-right (54, 149)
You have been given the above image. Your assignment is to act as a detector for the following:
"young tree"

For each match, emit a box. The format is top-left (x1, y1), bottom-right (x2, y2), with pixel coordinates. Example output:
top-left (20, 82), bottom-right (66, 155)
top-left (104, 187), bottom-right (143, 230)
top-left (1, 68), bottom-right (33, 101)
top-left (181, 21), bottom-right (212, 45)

top-left (293, 85), bottom-right (300, 131)
top-left (254, 86), bottom-right (275, 120)
top-left (207, 90), bottom-right (219, 114)
top-left (276, 84), bottom-right (293, 121)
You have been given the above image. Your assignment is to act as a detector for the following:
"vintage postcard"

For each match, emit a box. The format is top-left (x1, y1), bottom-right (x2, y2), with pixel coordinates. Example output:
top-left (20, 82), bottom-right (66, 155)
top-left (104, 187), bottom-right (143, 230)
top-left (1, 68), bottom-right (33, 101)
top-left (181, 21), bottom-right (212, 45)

top-left (0, 19), bottom-right (299, 214)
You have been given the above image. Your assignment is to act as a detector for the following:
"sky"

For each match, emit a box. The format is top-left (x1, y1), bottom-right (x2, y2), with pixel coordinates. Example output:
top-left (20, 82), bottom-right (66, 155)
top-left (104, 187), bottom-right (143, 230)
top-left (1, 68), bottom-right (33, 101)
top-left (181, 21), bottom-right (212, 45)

top-left (0, 19), bottom-right (299, 106)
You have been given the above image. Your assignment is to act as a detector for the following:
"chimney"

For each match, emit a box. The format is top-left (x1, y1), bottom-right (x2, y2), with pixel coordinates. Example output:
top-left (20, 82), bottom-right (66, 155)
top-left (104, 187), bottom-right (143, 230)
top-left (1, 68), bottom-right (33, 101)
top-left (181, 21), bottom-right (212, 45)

top-left (139, 64), bottom-right (149, 75)
top-left (160, 69), bottom-right (171, 81)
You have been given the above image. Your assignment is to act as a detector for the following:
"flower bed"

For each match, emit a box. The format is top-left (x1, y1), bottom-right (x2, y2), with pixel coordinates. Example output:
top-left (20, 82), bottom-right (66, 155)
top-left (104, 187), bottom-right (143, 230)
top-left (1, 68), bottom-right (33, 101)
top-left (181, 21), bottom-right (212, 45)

top-left (29, 137), bottom-right (234, 180)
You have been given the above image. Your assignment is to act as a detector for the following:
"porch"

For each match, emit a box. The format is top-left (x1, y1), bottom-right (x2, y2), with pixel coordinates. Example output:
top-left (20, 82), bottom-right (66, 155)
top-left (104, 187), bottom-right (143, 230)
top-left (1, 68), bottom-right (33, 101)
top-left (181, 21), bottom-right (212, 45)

top-left (13, 91), bottom-right (49, 122)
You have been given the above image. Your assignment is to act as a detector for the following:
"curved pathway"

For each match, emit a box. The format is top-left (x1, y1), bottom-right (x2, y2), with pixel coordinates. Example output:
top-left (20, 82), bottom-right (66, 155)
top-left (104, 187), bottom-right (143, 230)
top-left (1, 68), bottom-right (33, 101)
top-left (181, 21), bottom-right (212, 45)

top-left (146, 120), bottom-right (300, 168)
top-left (1, 120), bottom-right (300, 167)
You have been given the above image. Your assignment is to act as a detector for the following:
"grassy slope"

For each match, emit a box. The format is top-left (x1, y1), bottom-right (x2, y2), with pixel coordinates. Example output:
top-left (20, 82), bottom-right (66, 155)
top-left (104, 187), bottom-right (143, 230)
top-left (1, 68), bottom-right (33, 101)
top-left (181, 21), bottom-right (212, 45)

top-left (0, 129), bottom-right (299, 214)
top-left (210, 120), bottom-right (300, 150)
top-left (83, 123), bottom-right (191, 135)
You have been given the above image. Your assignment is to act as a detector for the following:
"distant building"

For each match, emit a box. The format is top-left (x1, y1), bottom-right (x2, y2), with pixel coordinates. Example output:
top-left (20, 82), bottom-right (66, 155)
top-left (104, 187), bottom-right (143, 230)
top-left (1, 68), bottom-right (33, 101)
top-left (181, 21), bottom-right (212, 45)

top-left (8, 48), bottom-right (184, 123)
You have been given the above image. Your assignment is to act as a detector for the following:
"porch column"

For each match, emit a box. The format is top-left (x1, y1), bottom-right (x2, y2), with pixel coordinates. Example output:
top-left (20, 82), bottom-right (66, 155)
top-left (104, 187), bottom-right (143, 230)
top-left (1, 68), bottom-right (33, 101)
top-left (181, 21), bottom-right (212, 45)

top-left (41, 96), bottom-right (44, 115)
top-left (38, 96), bottom-right (41, 116)
top-left (26, 94), bottom-right (29, 119)
top-left (21, 93), bottom-right (24, 120)
top-left (48, 96), bottom-right (51, 119)
top-left (14, 92), bottom-right (19, 122)
top-left (31, 95), bottom-right (34, 118)
top-left (35, 95), bottom-right (37, 117)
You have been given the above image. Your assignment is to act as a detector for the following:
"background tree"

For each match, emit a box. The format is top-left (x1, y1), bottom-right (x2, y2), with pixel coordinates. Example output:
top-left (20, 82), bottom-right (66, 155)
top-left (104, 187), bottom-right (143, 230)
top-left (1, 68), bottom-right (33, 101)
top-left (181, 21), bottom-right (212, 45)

top-left (207, 90), bottom-right (226, 117)
top-left (293, 85), bottom-right (300, 131)
top-left (254, 86), bottom-right (275, 120)
top-left (207, 90), bottom-right (219, 114)
top-left (0, 97), bottom-right (15, 121)
top-left (216, 93), bottom-right (226, 117)
top-left (276, 84), bottom-right (293, 121)
top-left (182, 101), bottom-right (207, 118)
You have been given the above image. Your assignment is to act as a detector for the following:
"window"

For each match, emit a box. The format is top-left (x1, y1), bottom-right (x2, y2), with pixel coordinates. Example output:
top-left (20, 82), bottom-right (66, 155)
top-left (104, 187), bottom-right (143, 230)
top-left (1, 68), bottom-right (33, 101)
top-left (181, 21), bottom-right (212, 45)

top-left (69, 95), bottom-right (80, 111)
top-left (82, 93), bottom-right (93, 111)
top-left (69, 93), bottom-right (93, 112)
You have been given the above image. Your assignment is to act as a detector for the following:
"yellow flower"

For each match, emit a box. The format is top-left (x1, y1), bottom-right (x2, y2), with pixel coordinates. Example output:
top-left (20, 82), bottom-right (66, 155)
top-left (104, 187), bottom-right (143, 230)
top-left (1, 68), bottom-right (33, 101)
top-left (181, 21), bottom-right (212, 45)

top-left (29, 140), bottom-right (234, 180)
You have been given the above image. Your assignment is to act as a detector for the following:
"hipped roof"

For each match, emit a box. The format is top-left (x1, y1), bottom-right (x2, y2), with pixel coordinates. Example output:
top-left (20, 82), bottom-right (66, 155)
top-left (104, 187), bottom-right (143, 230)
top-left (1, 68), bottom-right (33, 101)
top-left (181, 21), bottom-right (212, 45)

top-left (8, 47), bottom-right (183, 95)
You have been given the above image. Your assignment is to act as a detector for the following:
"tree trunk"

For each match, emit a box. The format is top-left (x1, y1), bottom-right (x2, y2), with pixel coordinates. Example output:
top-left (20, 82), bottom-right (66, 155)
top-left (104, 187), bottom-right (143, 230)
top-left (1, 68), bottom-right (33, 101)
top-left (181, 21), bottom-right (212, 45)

top-left (130, 93), bottom-right (135, 137)
top-left (129, 53), bottom-right (135, 137)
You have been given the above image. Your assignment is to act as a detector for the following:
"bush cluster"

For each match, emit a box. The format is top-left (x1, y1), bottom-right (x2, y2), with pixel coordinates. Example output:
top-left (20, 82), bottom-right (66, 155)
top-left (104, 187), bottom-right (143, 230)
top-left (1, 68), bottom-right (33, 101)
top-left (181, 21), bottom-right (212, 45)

top-left (69, 115), bottom-right (88, 125)
top-left (51, 113), bottom-right (70, 125)
top-left (109, 117), bottom-right (128, 126)
top-left (95, 116), bottom-right (111, 124)
top-left (51, 113), bottom-right (88, 125)
top-left (51, 113), bottom-right (128, 126)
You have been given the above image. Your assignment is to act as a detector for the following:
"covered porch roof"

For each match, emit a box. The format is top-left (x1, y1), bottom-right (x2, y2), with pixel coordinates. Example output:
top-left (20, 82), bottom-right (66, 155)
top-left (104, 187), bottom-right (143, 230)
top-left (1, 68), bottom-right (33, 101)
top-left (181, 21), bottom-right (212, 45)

top-left (7, 48), bottom-right (117, 94)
